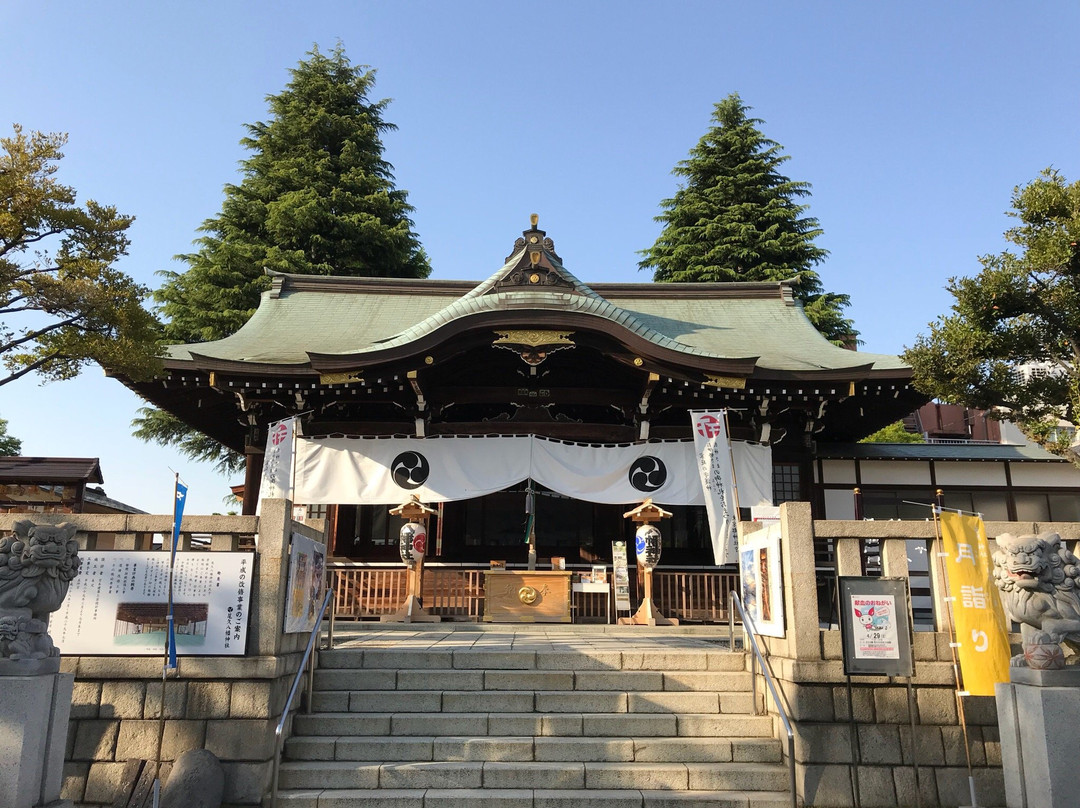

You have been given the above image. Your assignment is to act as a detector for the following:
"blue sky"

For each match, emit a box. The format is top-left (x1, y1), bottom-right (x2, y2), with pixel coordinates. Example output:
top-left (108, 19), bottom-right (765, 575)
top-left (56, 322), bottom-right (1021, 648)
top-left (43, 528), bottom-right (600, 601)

top-left (2, 2), bottom-right (1079, 516)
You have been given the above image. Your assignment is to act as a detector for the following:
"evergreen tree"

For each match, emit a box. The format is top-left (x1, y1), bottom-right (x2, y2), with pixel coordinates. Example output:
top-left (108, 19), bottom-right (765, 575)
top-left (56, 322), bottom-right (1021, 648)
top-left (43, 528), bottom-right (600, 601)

top-left (640, 94), bottom-right (855, 343)
top-left (155, 43), bottom-right (430, 343)
top-left (141, 44), bottom-right (429, 472)
top-left (0, 417), bottom-right (21, 456)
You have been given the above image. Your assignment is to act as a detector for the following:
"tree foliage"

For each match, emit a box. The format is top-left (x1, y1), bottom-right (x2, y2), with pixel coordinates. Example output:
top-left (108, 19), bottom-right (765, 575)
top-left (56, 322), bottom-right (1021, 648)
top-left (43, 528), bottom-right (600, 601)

top-left (639, 94), bottom-right (855, 343)
top-left (859, 420), bottom-right (925, 444)
top-left (131, 407), bottom-right (245, 475)
top-left (0, 125), bottom-right (160, 387)
top-left (904, 168), bottom-right (1080, 460)
top-left (140, 44), bottom-right (430, 471)
top-left (0, 417), bottom-right (21, 456)
top-left (155, 43), bottom-right (430, 344)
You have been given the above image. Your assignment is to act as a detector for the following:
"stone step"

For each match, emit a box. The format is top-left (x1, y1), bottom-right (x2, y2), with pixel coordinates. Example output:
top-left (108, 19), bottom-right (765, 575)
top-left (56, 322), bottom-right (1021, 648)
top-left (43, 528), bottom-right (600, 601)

top-left (291, 712), bottom-right (776, 739)
top-left (283, 735), bottom-right (784, 764)
top-left (273, 787), bottom-right (794, 807)
top-left (309, 689), bottom-right (755, 714)
top-left (312, 668), bottom-right (753, 693)
top-left (318, 648), bottom-right (746, 673)
top-left (278, 761), bottom-right (789, 792)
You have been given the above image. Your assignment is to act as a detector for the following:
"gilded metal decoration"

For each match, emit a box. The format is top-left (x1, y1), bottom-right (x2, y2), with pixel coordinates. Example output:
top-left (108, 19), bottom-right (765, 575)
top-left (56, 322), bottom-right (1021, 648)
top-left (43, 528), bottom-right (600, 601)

top-left (493, 331), bottom-right (576, 367)
top-left (703, 375), bottom-right (747, 390)
top-left (493, 331), bottom-right (575, 349)
top-left (320, 371), bottom-right (363, 386)
top-left (518, 586), bottom-right (539, 605)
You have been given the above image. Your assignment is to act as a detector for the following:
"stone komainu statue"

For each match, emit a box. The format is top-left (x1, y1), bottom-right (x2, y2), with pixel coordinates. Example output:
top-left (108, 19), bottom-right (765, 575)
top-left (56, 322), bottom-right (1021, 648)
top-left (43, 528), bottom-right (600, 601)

top-left (0, 520), bottom-right (81, 672)
top-left (992, 531), bottom-right (1080, 669)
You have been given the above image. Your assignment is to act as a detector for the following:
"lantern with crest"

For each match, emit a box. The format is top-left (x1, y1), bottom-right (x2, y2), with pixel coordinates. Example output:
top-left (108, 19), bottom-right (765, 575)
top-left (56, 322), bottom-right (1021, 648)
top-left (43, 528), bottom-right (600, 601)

top-left (384, 496), bottom-right (440, 623)
top-left (620, 499), bottom-right (678, 626)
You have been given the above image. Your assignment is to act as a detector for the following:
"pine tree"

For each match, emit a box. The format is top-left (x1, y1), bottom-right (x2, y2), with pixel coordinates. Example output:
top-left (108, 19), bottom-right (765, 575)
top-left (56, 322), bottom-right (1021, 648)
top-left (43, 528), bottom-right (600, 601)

top-left (140, 45), bottom-right (429, 472)
top-left (640, 94), bottom-right (855, 343)
top-left (155, 43), bottom-right (430, 343)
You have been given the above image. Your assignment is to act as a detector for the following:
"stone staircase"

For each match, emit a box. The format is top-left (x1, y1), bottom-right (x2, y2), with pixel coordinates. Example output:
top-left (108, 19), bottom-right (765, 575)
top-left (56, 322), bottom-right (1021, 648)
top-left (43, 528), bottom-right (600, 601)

top-left (272, 637), bottom-right (791, 807)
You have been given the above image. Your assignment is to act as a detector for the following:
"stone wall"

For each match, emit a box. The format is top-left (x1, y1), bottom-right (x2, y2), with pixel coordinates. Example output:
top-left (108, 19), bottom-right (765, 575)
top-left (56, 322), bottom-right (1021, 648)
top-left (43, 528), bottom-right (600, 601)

top-left (61, 654), bottom-right (301, 805)
top-left (0, 500), bottom-right (324, 807)
top-left (759, 503), bottom-right (1080, 808)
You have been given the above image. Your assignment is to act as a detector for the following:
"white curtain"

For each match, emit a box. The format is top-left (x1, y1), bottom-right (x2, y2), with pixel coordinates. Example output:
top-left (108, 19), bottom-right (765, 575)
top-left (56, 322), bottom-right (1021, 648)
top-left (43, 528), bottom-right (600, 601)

top-left (290, 434), bottom-right (772, 508)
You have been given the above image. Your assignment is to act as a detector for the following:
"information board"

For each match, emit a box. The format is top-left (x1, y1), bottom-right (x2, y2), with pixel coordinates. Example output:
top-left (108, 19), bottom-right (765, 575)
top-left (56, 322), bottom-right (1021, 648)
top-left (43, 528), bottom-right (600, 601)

top-left (837, 577), bottom-right (915, 677)
top-left (611, 540), bottom-right (632, 613)
top-left (50, 551), bottom-right (255, 656)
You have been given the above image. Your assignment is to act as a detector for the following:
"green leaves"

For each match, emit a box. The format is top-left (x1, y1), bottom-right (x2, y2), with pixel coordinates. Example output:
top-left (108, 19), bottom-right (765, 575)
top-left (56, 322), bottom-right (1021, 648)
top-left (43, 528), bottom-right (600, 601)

top-left (0, 125), bottom-right (162, 387)
top-left (155, 43), bottom-right (429, 345)
top-left (905, 169), bottom-right (1080, 462)
top-left (640, 94), bottom-right (854, 343)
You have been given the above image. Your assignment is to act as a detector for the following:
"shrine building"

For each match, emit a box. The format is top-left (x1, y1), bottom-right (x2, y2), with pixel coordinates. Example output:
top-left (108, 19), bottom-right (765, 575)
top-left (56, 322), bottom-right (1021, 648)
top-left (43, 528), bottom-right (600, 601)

top-left (123, 218), bottom-right (1029, 568)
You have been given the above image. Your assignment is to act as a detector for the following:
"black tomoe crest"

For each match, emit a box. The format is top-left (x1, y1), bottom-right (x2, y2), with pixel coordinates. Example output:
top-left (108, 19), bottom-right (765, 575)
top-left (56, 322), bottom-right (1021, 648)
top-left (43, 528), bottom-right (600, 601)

top-left (628, 456), bottom-right (667, 492)
top-left (391, 451), bottom-right (430, 489)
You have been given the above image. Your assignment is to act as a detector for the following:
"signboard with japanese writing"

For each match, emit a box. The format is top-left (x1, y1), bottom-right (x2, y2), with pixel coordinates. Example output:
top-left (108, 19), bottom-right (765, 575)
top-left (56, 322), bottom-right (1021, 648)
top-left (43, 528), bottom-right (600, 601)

top-left (838, 577), bottom-right (914, 676)
top-left (284, 533), bottom-right (327, 634)
top-left (938, 512), bottom-right (1011, 696)
top-left (50, 551), bottom-right (254, 656)
top-left (611, 540), bottom-right (632, 613)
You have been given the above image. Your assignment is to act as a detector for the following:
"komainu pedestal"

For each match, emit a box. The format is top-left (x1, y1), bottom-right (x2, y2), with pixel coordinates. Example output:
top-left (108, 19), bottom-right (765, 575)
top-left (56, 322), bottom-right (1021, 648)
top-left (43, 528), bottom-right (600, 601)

top-left (0, 520), bottom-right (81, 808)
top-left (997, 669), bottom-right (1080, 808)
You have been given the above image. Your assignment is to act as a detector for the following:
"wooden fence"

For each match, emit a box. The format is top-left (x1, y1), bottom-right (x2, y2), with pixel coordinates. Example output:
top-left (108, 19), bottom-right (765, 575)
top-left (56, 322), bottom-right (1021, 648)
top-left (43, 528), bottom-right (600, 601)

top-left (328, 564), bottom-right (739, 624)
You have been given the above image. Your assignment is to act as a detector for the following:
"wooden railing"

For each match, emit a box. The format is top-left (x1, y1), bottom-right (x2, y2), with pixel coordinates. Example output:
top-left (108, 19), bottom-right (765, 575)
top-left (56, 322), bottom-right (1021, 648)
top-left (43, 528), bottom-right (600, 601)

top-left (327, 563), bottom-right (738, 624)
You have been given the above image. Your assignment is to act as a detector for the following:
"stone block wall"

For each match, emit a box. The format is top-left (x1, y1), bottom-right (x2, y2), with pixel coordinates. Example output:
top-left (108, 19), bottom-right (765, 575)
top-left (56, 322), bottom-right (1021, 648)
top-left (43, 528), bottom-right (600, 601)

top-left (767, 633), bottom-right (1005, 807)
top-left (1, 499), bottom-right (324, 807)
top-left (60, 653), bottom-right (303, 806)
top-left (754, 502), bottom-right (1079, 807)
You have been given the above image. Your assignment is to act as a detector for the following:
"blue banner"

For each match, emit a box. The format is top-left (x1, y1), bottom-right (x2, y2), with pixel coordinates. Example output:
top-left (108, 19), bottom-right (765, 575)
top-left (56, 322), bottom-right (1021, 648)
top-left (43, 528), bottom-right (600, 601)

top-left (166, 480), bottom-right (188, 670)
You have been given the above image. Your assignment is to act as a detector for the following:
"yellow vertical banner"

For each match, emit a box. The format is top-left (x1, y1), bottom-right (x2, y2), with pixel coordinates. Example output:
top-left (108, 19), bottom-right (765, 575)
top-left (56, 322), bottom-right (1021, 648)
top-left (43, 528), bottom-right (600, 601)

top-left (938, 512), bottom-right (1011, 695)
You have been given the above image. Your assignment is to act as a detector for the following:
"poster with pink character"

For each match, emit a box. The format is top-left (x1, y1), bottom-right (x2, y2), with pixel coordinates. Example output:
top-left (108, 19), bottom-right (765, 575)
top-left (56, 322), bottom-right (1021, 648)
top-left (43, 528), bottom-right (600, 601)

top-left (838, 578), bottom-right (913, 677)
top-left (850, 595), bottom-right (899, 659)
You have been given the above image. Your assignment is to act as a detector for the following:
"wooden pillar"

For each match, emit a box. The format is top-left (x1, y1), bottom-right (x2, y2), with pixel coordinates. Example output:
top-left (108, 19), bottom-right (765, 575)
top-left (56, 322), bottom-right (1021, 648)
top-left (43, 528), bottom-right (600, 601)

top-left (242, 448), bottom-right (263, 516)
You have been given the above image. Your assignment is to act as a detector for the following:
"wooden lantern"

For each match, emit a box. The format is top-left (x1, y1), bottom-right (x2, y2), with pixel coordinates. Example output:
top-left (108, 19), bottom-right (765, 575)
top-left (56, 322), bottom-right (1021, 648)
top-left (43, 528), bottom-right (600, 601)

top-left (381, 496), bottom-right (441, 623)
top-left (618, 498), bottom-right (679, 626)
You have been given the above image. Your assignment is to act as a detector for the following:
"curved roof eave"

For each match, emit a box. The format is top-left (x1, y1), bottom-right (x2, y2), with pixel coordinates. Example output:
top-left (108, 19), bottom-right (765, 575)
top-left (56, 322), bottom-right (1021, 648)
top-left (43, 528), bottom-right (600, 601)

top-left (307, 306), bottom-right (761, 377)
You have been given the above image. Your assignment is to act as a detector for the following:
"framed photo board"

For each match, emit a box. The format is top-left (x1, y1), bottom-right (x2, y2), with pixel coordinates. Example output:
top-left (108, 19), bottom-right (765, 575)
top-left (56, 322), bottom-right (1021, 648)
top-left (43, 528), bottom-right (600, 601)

top-left (738, 523), bottom-right (784, 638)
top-left (284, 533), bottom-right (327, 634)
top-left (837, 576), bottom-right (915, 677)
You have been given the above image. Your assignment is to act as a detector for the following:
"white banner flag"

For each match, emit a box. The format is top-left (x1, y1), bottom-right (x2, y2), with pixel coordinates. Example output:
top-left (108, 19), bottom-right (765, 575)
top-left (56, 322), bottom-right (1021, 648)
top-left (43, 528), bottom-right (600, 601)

top-left (691, 411), bottom-right (739, 565)
top-left (260, 417), bottom-right (297, 501)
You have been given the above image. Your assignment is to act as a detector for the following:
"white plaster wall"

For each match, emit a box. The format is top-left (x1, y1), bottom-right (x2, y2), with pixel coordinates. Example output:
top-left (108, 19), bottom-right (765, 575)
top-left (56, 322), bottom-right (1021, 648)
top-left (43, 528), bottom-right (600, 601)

top-left (820, 459), bottom-right (856, 484)
top-left (934, 462), bottom-right (1008, 486)
top-left (1009, 463), bottom-right (1080, 487)
top-left (823, 489), bottom-right (857, 519)
top-left (859, 460), bottom-right (931, 485)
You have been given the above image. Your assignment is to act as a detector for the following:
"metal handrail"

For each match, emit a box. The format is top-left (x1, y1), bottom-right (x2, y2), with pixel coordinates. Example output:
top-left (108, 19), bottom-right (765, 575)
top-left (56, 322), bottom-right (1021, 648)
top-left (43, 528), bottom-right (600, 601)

top-left (728, 591), bottom-right (798, 808)
top-left (268, 586), bottom-right (334, 808)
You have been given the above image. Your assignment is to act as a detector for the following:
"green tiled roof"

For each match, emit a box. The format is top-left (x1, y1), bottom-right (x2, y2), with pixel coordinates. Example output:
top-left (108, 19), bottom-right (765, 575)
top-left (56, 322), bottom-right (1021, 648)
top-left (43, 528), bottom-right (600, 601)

top-left (165, 249), bottom-right (908, 376)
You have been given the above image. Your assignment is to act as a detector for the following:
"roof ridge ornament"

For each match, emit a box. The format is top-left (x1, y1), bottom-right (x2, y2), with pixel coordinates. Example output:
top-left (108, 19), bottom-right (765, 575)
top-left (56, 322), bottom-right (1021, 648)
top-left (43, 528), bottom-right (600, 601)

top-left (497, 214), bottom-right (573, 292)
